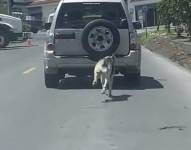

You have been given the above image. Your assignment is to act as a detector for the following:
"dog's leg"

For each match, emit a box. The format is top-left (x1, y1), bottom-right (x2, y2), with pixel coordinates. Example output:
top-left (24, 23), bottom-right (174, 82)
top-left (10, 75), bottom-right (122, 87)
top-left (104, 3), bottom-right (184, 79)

top-left (108, 76), bottom-right (113, 97)
top-left (108, 60), bottom-right (115, 97)
top-left (100, 75), bottom-right (104, 87)
top-left (101, 76), bottom-right (108, 94)
top-left (92, 72), bottom-right (99, 86)
top-left (101, 75), bottom-right (106, 94)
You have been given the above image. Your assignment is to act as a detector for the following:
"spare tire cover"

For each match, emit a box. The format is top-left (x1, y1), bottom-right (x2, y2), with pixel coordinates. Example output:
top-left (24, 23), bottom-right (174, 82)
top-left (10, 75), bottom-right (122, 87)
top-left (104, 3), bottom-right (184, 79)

top-left (81, 19), bottom-right (120, 60)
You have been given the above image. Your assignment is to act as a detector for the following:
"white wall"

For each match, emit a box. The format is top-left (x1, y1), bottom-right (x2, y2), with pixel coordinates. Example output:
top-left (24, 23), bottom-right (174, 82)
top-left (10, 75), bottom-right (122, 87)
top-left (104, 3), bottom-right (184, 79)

top-left (14, 0), bottom-right (31, 2)
top-left (128, 0), bottom-right (161, 22)
top-left (41, 3), bottom-right (58, 23)
top-left (128, 0), bottom-right (161, 7)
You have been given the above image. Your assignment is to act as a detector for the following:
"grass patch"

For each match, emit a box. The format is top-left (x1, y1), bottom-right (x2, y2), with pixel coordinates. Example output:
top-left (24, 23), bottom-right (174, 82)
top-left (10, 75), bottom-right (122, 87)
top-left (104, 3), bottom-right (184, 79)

top-left (138, 32), bottom-right (155, 45)
top-left (138, 28), bottom-right (177, 45)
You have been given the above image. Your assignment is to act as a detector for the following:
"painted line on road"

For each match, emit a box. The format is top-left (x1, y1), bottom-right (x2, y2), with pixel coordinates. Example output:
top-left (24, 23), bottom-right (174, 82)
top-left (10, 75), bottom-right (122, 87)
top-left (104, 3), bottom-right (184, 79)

top-left (23, 67), bottom-right (36, 75)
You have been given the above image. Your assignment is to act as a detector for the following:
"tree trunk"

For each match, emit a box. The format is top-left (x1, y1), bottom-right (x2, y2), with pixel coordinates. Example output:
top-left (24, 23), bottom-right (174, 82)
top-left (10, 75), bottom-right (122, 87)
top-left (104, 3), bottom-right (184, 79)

top-left (188, 22), bottom-right (191, 38)
top-left (157, 16), bottom-right (160, 31)
top-left (167, 23), bottom-right (171, 33)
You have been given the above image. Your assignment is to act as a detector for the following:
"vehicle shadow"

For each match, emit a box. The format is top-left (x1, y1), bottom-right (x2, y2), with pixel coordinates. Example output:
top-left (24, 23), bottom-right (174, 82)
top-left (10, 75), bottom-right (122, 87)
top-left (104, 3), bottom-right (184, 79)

top-left (0, 45), bottom-right (29, 50)
top-left (103, 94), bottom-right (132, 103)
top-left (0, 45), bottom-right (39, 50)
top-left (58, 75), bottom-right (163, 90)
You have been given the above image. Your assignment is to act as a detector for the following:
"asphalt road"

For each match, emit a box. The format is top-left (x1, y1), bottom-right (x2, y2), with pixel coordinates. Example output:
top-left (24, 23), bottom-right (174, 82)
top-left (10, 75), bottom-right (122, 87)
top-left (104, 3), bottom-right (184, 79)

top-left (0, 40), bottom-right (191, 150)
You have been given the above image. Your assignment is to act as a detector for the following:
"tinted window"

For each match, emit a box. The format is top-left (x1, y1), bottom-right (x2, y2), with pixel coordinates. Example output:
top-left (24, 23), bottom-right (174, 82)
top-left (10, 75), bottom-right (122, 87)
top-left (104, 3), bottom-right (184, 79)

top-left (56, 3), bottom-right (127, 29)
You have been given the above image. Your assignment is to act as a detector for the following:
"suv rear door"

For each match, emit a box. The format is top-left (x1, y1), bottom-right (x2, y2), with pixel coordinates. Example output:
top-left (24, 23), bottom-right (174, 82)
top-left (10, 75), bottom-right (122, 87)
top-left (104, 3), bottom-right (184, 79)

top-left (53, 2), bottom-right (130, 56)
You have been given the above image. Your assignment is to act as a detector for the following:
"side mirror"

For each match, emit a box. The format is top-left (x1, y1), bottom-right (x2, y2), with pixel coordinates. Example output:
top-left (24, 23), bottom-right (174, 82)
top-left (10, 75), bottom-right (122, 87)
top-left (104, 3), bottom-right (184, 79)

top-left (44, 23), bottom-right (51, 30)
top-left (120, 18), bottom-right (128, 28)
top-left (133, 21), bottom-right (142, 29)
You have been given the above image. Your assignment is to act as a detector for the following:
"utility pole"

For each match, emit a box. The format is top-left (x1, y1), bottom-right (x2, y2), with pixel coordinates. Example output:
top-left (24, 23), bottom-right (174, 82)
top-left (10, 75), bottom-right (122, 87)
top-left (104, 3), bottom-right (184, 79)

top-left (143, 6), bottom-right (148, 38)
top-left (7, 0), bottom-right (13, 15)
top-left (7, 0), bottom-right (10, 14)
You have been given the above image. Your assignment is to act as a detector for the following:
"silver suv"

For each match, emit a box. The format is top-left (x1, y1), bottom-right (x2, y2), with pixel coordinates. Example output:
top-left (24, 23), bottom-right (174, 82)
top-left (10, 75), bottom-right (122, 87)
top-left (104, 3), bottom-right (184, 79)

top-left (44, 0), bottom-right (141, 88)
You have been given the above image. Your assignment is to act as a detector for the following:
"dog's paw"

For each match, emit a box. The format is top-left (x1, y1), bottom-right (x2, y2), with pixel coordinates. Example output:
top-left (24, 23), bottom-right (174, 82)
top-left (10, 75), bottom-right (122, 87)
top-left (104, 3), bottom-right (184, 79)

top-left (108, 93), bottom-right (112, 98)
top-left (101, 89), bottom-right (106, 94)
top-left (105, 92), bottom-right (112, 97)
top-left (92, 81), bottom-right (97, 87)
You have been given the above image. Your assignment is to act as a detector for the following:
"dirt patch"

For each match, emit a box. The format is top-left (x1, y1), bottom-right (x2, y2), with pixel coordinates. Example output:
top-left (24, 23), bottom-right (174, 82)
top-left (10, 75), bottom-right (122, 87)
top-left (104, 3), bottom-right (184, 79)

top-left (143, 36), bottom-right (191, 70)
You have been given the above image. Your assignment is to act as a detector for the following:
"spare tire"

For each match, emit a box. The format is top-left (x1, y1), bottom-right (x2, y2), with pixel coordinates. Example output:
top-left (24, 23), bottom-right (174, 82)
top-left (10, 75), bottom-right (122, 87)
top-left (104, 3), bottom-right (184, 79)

top-left (82, 19), bottom-right (120, 60)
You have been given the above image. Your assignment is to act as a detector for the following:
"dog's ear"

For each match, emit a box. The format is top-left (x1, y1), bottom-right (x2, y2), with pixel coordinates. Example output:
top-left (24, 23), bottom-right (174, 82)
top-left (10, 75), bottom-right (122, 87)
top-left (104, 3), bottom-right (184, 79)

top-left (111, 54), bottom-right (116, 59)
top-left (112, 53), bottom-right (115, 57)
top-left (111, 54), bottom-right (116, 62)
top-left (102, 57), bottom-right (108, 67)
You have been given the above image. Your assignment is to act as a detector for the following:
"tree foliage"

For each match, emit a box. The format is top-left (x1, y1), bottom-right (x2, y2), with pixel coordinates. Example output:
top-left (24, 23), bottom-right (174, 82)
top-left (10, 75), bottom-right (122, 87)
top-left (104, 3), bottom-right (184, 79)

top-left (0, 0), bottom-right (8, 14)
top-left (158, 0), bottom-right (191, 35)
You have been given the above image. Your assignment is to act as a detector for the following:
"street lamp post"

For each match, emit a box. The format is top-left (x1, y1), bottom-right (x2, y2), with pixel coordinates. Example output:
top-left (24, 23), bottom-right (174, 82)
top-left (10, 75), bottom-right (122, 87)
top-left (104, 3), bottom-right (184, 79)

top-left (7, 0), bottom-right (13, 15)
top-left (7, 0), bottom-right (11, 15)
top-left (143, 6), bottom-right (148, 38)
top-left (189, 2), bottom-right (191, 37)
top-left (7, 0), bottom-right (10, 14)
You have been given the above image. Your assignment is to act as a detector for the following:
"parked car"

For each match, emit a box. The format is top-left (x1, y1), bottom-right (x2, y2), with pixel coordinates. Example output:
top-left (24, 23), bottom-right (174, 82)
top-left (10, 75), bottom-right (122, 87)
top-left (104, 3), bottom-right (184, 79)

top-left (0, 14), bottom-right (23, 48)
top-left (44, 0), bottom-right (141, 88)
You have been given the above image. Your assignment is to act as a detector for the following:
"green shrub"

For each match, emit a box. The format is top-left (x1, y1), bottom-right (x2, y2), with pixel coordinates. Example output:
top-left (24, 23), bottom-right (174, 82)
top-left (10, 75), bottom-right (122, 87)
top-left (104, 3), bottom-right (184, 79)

top-left (23, 22), bottom-right (31, 32)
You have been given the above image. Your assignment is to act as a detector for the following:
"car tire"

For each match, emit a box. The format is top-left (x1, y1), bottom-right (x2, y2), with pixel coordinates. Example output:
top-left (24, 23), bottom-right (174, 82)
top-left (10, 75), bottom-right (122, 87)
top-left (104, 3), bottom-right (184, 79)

top-left (82, 19), bottom-right (120, 61)
top-left (44, 73), bottom-right (59, 88)
top-left (0, 31), bottom-right (9, 48)
top-left (4, 39), bottom-right (10, 47)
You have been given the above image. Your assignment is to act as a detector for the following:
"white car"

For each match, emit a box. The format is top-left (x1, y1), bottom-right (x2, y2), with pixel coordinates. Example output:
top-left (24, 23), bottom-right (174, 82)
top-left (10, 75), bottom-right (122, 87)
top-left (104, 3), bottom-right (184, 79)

top-left (44, 0), bottom-right (141, 88)
top-left (0, 14), bottom-right (23, 48)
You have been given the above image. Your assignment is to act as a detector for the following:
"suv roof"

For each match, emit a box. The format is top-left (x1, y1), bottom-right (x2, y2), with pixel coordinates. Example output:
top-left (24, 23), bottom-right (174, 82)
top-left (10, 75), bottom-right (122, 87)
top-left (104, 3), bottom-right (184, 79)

top-left (62, 0), bottom-right (122, 3)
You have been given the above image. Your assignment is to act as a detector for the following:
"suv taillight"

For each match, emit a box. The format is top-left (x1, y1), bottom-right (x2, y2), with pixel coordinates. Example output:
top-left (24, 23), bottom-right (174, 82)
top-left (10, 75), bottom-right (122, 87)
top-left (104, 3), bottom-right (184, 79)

top-left (129, 32), bottom-right (137, 50)
top-left (47, 43), bottom-right (55, 51)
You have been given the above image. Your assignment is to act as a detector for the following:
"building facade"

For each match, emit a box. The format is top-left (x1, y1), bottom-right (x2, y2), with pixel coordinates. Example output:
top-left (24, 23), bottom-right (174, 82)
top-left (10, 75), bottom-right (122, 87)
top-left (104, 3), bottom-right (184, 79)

top-left (128, 0), bottom-right (161, 27)
top-left (26, 0), bottom-right (59, 31)
top-left (9, 0), bottom-right (32, 19)
top-left (2, 0), bottom-right (162, 32)
top-left (28, 0), bottom-right (59, 22)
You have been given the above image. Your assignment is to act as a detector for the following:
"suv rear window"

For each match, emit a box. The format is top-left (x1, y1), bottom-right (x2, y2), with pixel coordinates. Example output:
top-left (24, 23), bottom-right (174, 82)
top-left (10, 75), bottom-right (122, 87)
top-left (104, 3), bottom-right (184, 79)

top-left (55, 2), bottom-right (127, 29)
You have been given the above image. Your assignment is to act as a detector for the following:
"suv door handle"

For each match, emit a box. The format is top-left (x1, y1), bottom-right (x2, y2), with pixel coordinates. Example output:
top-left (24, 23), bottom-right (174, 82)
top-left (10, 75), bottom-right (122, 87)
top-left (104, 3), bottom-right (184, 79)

top-left (55, 33), bottom-right (76, 39)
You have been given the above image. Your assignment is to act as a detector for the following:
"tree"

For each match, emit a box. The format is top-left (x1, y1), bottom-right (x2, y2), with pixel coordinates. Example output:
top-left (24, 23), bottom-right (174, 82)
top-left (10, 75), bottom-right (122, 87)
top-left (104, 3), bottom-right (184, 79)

top-left (175, 0), bottom-right (191, 36)
top-left (158, 0), bottom-right (191, 36)
top-left (0, 0), bottom-right (8, 14)
top-left (158, 0), bottom-right (176, 33)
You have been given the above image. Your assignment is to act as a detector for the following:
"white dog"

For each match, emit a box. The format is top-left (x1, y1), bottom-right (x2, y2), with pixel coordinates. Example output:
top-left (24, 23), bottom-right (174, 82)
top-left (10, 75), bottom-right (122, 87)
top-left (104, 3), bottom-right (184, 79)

top-left (92, 55), bottom-right (116, 97)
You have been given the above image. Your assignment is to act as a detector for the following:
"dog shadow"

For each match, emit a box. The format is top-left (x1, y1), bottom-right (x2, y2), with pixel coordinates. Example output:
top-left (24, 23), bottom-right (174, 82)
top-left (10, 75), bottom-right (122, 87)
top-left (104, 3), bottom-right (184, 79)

top-left (57, 75), bottom-right (163, 90)
top-left (103, 94), bottom-right (132, 103)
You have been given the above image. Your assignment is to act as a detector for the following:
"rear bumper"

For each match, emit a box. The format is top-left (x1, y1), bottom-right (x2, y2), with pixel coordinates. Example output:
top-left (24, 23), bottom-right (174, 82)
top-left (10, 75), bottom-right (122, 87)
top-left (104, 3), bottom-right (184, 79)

top-left (44, 50), bottom-right (141, 74)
